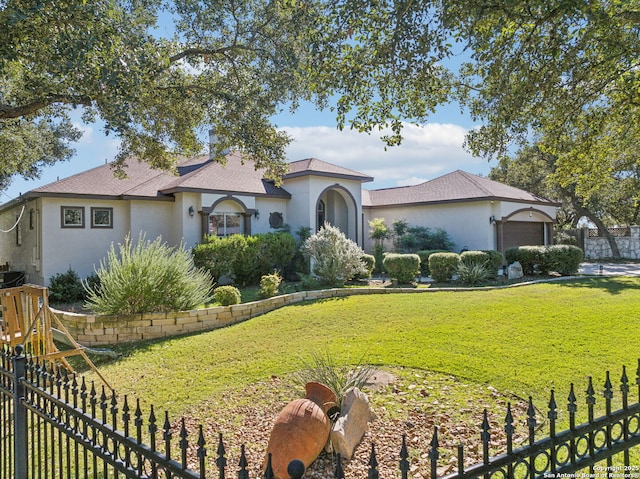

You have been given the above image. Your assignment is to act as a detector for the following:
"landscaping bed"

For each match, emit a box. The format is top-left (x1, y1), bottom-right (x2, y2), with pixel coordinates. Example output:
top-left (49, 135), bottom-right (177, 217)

top-left (178, 368), bottom-right (533, 478)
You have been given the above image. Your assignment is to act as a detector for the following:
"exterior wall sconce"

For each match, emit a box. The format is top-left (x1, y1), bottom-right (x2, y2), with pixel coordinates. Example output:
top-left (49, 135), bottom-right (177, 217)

top-left (254, 209), bottom-right (260, 219)
top-left (188, 206), bottom-right (195, 217)
top-left (489, 215), bottom-right (496, 224)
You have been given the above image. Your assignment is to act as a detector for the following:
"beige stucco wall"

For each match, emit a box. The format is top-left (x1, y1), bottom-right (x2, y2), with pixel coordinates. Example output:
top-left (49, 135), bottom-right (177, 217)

top-left (283, 175), bottom-right (365, 246)
top-left (362, 200), bottom-right (558, 254)
top-left (0, 199), bottom-right (41, 284)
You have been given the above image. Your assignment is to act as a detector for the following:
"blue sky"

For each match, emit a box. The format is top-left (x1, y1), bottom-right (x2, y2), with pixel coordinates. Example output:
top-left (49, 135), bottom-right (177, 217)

top-left (1, 98), bottom-right (491, 205)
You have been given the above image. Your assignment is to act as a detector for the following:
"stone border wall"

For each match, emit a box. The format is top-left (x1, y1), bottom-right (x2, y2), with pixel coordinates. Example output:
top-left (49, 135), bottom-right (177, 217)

top-left (55, 287), bottom-right (427, 347)
top-left (583, 226), bottom-right (640, 259)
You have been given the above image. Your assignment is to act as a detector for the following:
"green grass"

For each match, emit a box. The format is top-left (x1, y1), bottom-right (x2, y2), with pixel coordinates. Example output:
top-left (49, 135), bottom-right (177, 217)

top-left (81, 277), bottom-right (640, 427)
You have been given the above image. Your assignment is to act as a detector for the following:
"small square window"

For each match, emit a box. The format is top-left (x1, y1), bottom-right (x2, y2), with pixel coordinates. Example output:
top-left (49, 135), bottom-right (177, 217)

top-left (61, 207), bottom-right (85, 228)
top-left (91, 207), bottom-right (113, 228)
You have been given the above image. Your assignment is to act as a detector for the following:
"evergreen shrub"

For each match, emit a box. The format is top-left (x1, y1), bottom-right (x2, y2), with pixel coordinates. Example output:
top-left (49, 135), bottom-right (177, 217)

top-left (213, 285), bottom-right (242, 305)
top-left (546, 245), bottom-right (584, 275)
top-left (48, 268), bottom-right (85, 303)
top-left (416, 250), bottom-right (449, 276)
top-left (460, 250), bottom-right (504, 277)
top-left (85, 234), bottom-right (213, 315)
top-left (428, 252), bottom-right (460, 283)
top-left (505, 246), bottom-right (548, 275)
top-left (382, 253), bottom-right (420, 283)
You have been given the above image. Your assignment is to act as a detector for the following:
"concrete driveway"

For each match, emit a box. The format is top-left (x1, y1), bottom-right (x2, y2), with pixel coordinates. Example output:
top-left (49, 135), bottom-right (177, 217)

top-left (578, 262), bottom-right (640, 276)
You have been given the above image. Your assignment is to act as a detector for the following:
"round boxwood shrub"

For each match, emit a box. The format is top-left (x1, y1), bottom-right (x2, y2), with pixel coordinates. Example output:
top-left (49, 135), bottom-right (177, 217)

top-left (354, 253), bottom-right (375, 280)
top-left (416, 250), bottom-right (449, 277)
top-left (213, 285), bottom-right (242, 306)
top-left (383, 253), bottom-right (421, 284)
top-left (428, 252), bottom-right (460, 283)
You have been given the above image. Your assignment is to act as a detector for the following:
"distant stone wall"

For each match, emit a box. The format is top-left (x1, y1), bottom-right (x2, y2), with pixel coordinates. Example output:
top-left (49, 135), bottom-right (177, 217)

top-left (55, 287), bottom-right (423, 347)
top-left (583, 226), bottom-right (640, 260)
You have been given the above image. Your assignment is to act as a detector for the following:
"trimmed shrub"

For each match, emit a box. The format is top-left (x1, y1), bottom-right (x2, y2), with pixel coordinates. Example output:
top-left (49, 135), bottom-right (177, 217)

top-left (258, 273), bottom-right (282, 299)
top-left (416, 250), bottom-right (449, 276)
top-left (482, 250), bottom-right (505, 274)
top-left (230, 234), bottom-right (260, 286)
top-left (304, 224), bottom-right (368, 286)
top-left (456, 262), bottom-right (491, 286)
top-left (192, 235), bottom-right (237, 283)
top-left (460, 250), bottom-right (489, 267)
top-left (505, 246), bottom-right (548, 275)
top-left (259, 232), bottom-right (297, 275)
top-left (213, 285), bottom-right (242, 305)
top-left (546, 244), bottom-right (584, 275)
top-left (460, 250), bottom-right (504, 278)
top-left (382, 253), bottom-right (420, 284)
top-left (429, 252), bottom-right (460, 283)
top-left (193, 232), bottom-right (298, 286)
top-left (49, 268), bottom-right (85, 303)
top-left (357, 254), bottom-right (375, 280)
top-left (85, 234), bottom-right (213, 314)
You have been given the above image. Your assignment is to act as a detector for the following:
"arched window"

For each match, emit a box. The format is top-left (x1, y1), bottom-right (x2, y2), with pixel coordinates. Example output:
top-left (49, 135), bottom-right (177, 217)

top-left (317, 200), bottom-right (325, 231)
top-left (209, 212), bottom-right (243, 236)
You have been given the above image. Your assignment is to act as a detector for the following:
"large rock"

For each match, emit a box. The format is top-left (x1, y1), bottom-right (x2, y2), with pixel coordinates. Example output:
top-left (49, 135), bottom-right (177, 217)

top-left (507, 261), bottom-right (523, 280)
top-left (330, 387), bottom-right (375, 460)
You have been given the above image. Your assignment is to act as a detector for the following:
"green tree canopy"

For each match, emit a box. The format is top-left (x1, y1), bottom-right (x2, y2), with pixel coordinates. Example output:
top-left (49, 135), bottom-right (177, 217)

top-left (0, 0), bottom-right (314, 188)
top-left (3, 0), bottom-right (639, 195)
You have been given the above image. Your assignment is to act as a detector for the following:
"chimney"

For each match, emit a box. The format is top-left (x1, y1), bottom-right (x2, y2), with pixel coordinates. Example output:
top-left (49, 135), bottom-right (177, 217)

top-left (209, 129), bottom-right (230, 160)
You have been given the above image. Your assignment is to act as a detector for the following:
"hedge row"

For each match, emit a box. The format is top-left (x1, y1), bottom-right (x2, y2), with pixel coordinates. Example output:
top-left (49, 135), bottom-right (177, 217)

top-left (192, 232), bottom-right (297, 286)
top-left (505, 245), bottom-right (583, 275)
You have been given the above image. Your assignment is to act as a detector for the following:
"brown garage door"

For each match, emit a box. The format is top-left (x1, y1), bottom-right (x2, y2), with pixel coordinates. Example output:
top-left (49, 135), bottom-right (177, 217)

top-left (502, 221), bottom-right (544, 251)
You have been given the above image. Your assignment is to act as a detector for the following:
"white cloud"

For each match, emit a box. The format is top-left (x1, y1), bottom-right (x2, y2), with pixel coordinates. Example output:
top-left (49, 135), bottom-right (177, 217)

top-left (281, 122), bottom-right (490, 189)
top-left (73, 122), bottom-right (94, 144)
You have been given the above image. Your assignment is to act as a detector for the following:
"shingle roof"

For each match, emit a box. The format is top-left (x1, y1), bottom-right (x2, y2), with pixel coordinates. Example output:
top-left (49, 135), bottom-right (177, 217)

top-left (26, 152), bottom-right (291, 200)
top-left (285, 158), bottom-right (373, 182)
top-left (364, 170), bottom-right (557, 207)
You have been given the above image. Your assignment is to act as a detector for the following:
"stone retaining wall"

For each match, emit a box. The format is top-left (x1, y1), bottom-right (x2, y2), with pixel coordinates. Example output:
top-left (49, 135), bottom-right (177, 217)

top-left (583, 226), bottom-right (640, 259)
top-left (55, 287), bottom-right (425, 347)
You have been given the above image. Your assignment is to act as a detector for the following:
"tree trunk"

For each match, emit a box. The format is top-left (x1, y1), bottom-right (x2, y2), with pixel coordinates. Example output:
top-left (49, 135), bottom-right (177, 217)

top-left (582, 210), bottom-right (621, 259)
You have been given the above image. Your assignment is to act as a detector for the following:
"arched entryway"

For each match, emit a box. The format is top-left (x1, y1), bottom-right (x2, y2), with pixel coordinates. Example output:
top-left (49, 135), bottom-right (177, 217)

top-left (315, 186), bottom-right (359, 244)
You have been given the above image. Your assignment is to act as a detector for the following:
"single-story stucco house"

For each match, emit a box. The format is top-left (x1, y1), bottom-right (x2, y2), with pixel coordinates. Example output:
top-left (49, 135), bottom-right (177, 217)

top-left (0, 151), bottom-right (559, 286)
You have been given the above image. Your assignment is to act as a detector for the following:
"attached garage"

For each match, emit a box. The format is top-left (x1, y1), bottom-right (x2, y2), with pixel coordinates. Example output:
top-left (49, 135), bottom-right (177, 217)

top-left (500, 221), bottom-right (545, 251)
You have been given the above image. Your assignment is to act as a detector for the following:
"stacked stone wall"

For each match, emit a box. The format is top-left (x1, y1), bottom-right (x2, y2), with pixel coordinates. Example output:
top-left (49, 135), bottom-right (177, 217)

top-left (583, 226), bottom-right (640, 260)
top-left (55, 287), bottom-right (420, 346)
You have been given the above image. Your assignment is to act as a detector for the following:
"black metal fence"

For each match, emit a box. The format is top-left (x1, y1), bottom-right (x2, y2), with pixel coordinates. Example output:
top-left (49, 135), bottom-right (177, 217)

top-left (2, 344), bottom-right (640, 479)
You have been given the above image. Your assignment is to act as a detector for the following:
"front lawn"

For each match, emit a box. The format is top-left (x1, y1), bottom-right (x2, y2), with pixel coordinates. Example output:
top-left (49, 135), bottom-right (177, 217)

top-left (78, 276), bottom-right (640, 474)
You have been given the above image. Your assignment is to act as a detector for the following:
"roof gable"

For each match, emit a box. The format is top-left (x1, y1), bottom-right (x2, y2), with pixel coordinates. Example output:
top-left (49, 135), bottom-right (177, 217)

top-left (284, 158), bottom-right (373, 182)
top-left (364, 170), bottom-right (557, 207)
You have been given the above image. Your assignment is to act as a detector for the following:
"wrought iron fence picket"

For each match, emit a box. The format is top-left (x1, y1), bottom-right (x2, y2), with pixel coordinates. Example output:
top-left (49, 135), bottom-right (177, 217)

top-left (1, 345), bottom-right (639, 479)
